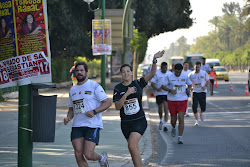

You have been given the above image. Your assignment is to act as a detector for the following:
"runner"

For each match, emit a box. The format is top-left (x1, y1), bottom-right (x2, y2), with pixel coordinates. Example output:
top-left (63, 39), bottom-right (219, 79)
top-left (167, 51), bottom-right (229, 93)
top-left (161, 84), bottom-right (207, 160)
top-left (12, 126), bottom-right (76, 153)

top-left (209, 66), bottom-right (216, 96)
top-left (113, 50), bottom-right (164, 166)
top-left (161, 64), bottom-right (192, 144)
top-left (189, 61), bottom-right (209, 126)
top-left (64, 62), bottom-right (111, 167)
top-left (151, 62), bottom-right (171, 131)
top-left (201, 57), bottom-right (211, 74)
top-left (182, 61), bottom-right (192, 117)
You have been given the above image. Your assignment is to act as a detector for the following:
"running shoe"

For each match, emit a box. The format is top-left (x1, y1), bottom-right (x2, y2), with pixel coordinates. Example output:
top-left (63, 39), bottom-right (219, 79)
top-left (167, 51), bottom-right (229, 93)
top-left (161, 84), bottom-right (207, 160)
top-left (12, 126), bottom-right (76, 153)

top-left (163, 126), bottom-right (168, 132)
top-left (194, 121), bottom-right (200, 126)
top-left (159, 121), bottom-right (163, 130)
top-left (171, 128), bottom-right (176, 137)
top-left (177, 136), bottom-right (183, 144)
top-left (185, 113), bottom-right (189, 117)
top-left (99, 152), bottom-right (109, 167)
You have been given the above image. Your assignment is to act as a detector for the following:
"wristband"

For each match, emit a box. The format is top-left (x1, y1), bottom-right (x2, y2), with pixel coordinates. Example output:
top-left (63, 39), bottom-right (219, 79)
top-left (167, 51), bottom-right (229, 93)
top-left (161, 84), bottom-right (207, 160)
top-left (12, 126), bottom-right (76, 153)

top-left (93, 110), bottom-right (97, 115)
top-left (153, 59), bottom-right (157, 64)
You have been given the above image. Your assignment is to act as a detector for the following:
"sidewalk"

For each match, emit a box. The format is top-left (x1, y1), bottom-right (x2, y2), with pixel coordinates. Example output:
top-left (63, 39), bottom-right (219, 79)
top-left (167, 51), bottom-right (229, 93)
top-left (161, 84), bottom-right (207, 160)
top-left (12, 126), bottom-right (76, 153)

top-left (0, 79), bottom-right (152, 167)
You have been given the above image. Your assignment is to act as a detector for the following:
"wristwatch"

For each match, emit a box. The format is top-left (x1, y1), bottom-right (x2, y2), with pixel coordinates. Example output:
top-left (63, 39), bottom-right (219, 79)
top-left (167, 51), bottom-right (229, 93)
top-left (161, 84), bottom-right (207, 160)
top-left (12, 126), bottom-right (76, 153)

top-left (153, 59), bottom-right (157, 64)
top-left (93, 110), bottom-right (97, 115)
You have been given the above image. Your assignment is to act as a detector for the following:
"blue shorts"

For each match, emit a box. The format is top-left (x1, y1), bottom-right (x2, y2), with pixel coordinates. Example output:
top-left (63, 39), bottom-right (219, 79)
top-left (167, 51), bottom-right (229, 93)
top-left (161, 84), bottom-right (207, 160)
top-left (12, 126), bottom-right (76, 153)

top-left (71, 127), bottom-right (100, 145)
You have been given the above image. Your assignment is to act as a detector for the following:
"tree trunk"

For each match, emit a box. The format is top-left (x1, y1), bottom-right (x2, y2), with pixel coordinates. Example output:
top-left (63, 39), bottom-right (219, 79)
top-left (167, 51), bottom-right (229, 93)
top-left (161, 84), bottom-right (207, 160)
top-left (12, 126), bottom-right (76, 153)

top-left (133, 49), bottom-right (137, 80)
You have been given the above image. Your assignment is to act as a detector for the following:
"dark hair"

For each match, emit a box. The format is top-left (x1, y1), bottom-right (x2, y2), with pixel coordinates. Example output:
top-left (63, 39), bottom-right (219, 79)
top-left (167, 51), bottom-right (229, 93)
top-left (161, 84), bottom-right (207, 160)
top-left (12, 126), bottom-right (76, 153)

top-left (195, 61), bottom-right (201, 66)
top-left (22, 13), bottom-right (34, 26)
top-left (120, 64), bottom-right (132, 72)
top-left (175, 63), bottom-right (183, 70)
top-left (183, 61), bottom-right (188, 65)
top-left (0, 18), bottom-right (6, 28)
top-left (75, 62), bottom-right (88, 72)
top-left (161, 62), bottom-right (168, 66)
top-left (202, 57), bottom-right (206, 60)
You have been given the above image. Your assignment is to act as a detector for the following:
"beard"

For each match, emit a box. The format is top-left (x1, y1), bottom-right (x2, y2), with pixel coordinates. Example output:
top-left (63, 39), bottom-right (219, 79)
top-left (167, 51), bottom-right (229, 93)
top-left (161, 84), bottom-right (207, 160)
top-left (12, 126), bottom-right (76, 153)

top-left (76, 74), bottom-right (86, 82)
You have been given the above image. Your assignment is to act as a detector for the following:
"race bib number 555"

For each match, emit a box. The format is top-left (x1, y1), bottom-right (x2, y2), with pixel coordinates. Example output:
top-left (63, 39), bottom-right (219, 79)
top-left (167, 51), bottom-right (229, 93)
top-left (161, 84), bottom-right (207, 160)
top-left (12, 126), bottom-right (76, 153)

top-left (73, 99), bottom-right (87, 114)
top-left (123, 98), bottom-right (140, 115)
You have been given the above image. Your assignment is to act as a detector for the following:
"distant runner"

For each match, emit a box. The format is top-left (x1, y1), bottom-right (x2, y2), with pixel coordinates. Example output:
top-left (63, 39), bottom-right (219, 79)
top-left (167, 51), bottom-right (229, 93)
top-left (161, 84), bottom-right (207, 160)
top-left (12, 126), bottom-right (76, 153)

top-left (189, 61), bottom-right (209, 126)
top-left (151, 62), bottom-right (171, 131)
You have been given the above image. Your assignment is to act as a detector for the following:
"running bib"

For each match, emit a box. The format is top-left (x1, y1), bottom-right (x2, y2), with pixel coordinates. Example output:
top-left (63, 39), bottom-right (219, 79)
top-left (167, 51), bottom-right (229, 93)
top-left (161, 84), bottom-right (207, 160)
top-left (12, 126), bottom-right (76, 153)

top-left (174, 85), bottom-right (183, 94)
top-left (209, 76), bottom-right (214, 79)
top-left (194, 83), bottom-right (202, 90)
top-left (73, 99), bottom-right (87, 114)
top-left (123, 98), bottom-right (140, 115)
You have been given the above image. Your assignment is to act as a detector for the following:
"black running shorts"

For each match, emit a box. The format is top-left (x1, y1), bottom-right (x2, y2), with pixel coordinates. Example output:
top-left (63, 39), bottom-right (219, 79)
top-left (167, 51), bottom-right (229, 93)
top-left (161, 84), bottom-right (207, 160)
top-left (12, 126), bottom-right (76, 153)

top-left (192, 92), bottom-right (206, 113)
top-left (156, 95), bottom-right (168, 105)
top-left (121, 116), bottom-right (147, 139)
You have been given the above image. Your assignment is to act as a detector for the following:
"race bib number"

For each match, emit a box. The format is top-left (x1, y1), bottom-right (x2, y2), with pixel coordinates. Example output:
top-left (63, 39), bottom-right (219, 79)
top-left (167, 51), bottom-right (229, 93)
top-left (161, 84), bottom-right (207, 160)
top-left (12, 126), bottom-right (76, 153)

top-left (123, 98), bottom-right (140, 115)
top-left (174, 85), bottom-right (183, 94)
top-left (73, 99), bottom-right (87, 114)
top-left (209, 76), bottom-right (214, 79)
top-left (194, 83), bottom-right (202, 90)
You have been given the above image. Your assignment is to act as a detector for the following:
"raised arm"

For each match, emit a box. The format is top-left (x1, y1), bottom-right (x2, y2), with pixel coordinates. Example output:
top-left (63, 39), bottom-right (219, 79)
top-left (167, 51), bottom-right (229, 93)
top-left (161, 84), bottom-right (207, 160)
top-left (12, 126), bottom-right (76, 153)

top-left (144, 50), bottom-right (165, 82)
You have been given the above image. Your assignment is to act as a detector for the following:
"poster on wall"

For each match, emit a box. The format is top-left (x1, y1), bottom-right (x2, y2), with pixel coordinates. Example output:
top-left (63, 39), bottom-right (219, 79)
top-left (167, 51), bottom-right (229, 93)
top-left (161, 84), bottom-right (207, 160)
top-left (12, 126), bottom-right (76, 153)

top-left (0, 0), bottom-right (52, 89)
top-left (92, 19), bottom-right (112, 56)
top-left (0, 0), bottom-right (17, 61)
top-left (0, 52), bottom-right (50, 88)
top-left (14, 0), bottom-right (49, 57)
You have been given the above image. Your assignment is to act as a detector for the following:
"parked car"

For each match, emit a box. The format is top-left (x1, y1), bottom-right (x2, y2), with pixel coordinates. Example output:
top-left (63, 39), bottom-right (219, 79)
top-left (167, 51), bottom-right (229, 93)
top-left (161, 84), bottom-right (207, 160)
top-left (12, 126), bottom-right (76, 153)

top-left (248, 66), bottom-right (250, 92)
top-left (214, 66), bottom-right (229, 82)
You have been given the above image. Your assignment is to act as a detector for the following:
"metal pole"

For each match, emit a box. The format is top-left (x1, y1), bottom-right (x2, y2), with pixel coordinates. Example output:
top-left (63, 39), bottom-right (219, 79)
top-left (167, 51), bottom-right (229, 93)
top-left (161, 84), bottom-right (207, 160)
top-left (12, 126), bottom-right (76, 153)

top-left (101, 0), bottom-right (106, 89)
top-left (123, 0), bottom-right (126, 9)
top-left (122, 0), bottom-right (133, 65)
top-left (18, 84), bottom-right (32, 167)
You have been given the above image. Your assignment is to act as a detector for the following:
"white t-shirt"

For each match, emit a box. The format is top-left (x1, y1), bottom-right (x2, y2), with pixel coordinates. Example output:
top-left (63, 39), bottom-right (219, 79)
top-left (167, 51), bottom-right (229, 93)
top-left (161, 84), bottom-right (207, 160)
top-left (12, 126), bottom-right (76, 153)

top-left (167, 72), bottom-right (192, 101)
top-left (151, 70), bottom-right (171, 96)
top-left (188, 70), bottom-right (209, 93)
top-left (201, 64), bottom-right (211, 73)
top-left (182, 69), bottom-right (192, 76)
top-left (69, 79), bottom-right (108, 129)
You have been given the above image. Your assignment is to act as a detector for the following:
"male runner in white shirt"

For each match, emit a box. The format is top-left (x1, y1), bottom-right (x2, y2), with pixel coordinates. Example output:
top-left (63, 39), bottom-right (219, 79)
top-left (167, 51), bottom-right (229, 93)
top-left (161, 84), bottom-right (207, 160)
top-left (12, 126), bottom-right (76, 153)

top-left (161, 64), bottom-right (192, 144)
top-left (64, 62), bottom-right (112, 167)
top-left (189, 61), bottom-right (210, 126)
top-left (151, 62), bottom-right (171, 131)
top-left (182, 62), bottom-right (192, 117)
top-left (201, 57), bottom-right (211, 74)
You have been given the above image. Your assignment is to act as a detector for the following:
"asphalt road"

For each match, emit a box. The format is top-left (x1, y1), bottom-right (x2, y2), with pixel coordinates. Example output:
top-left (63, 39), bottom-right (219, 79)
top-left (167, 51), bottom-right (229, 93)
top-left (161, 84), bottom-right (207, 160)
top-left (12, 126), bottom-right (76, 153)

top-left (147, 72), bottom-right (250, 167)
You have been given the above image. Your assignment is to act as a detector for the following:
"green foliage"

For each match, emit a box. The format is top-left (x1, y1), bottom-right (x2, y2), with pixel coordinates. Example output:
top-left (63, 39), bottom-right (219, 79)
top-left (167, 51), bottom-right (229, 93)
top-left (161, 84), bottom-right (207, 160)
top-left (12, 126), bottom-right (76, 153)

top-left (132, 0), bottom-right (193, 37)
top-left (48, 0), bottom-right (193, 61)
top-left (189, 2), bottom-right (250, 66)
top-left (75, 57), bottom-right (101, 78)
top-left (51, 57), bottom-right (75, 83)
top-left (164, 36), bottom-right (190, 59)
top-left (0, 91), bottom-right (5, 102)
top-left (131, 29), bottom-right (148, 64)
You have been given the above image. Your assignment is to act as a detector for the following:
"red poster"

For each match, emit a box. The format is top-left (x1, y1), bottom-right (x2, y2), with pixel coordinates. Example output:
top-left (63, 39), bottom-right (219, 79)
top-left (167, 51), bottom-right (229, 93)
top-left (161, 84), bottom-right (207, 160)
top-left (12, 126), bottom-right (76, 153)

top-left (13, 0), bottom-right (48, 56)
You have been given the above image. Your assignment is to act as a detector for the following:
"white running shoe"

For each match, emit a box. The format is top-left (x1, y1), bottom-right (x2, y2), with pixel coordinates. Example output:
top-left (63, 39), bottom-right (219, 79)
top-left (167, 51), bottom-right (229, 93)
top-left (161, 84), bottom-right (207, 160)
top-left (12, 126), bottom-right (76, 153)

top-left (171, 128), bottom-right (176, 137)
top-left (177, 136), bottom-right (183, 144)
top-left (99, 152), bottom-right (109, 167)
top-left (194, 121), bottom-right (200, 126)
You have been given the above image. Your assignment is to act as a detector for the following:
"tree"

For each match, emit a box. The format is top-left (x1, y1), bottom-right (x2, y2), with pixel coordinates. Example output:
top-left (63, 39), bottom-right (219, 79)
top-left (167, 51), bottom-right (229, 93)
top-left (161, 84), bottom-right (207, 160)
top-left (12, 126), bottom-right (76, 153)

top-left (132, 0), bottom-right (193, 37)
top-left (48, 0), bottom-right (193, 60)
